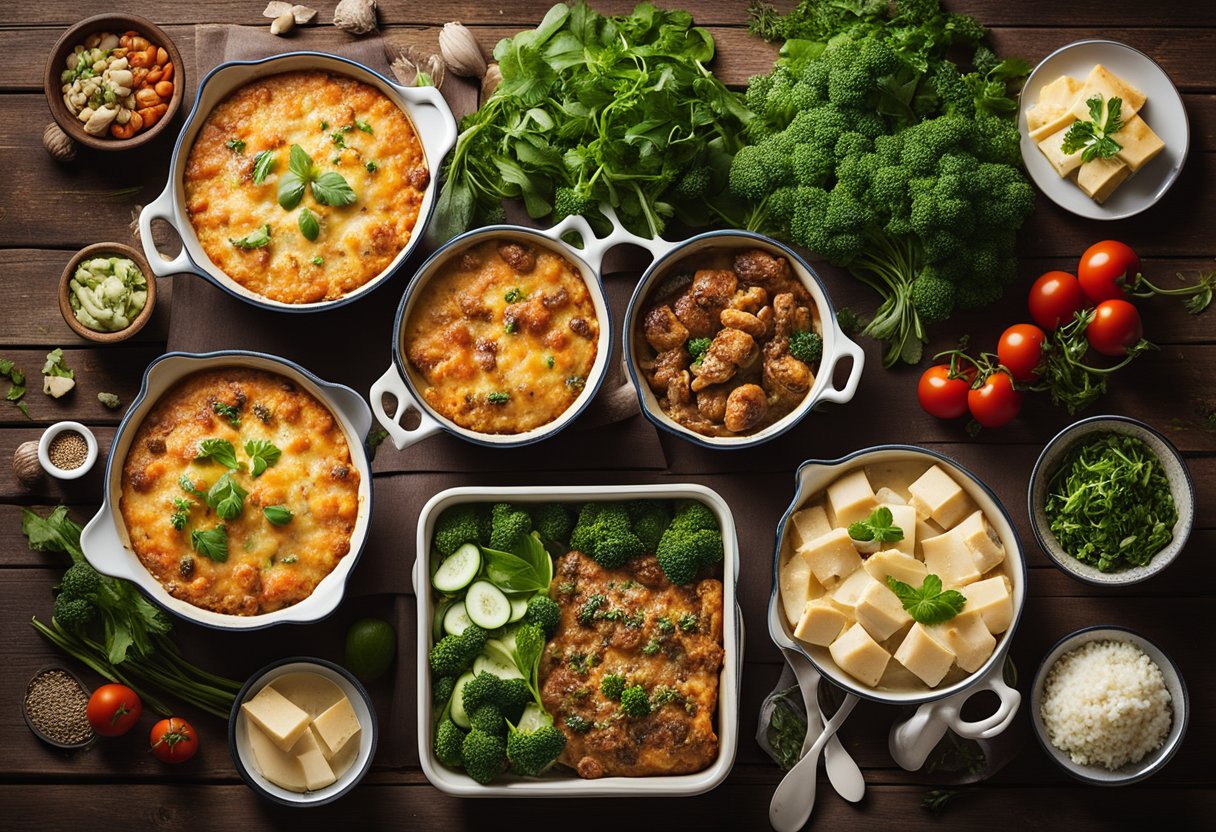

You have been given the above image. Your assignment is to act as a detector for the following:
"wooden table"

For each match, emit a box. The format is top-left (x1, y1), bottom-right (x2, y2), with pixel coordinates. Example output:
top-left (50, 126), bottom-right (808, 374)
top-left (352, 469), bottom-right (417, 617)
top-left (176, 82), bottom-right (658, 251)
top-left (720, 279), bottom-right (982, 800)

top-left (3, 2), bottom-right (1213, 828)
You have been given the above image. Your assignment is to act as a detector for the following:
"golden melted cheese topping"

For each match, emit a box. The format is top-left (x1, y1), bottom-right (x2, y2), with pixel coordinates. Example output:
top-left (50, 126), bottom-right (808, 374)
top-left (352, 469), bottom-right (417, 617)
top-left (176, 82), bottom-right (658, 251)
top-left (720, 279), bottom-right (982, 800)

top-left (403, 238), bottom-right (599, 434)
top-left (119, 368), bottom-right (360, 616)
top-left (184, 70), bottom-right (428, 304)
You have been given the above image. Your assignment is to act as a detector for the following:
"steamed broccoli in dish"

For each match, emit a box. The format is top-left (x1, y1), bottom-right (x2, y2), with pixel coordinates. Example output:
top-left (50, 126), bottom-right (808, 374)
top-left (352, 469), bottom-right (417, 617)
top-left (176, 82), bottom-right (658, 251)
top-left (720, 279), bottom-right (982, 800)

top-left (656, 501), bottom-right (724, 585)
top-left (570, 503), bottom-right (645, 568)
top-left (523, 595), bottom-right (561, 637)
top-left (434, 718), bottom-right (467, 768)
top-left (461, 728), bottom-right (508, 784)
top-left (433, 504), bottom-right (486, 556)
top-left (489, 503), bottom-right (533, 551)
top-left (506, 703), bottom-right (567, 777)
top-left (532, 503), bottom-right (573, 548)
top-left (631, 503), bottom-right (671, 552)
top-left (619, 684), bottom-right (651, 717)
top-left (429, 624), bottom-right (488, 676)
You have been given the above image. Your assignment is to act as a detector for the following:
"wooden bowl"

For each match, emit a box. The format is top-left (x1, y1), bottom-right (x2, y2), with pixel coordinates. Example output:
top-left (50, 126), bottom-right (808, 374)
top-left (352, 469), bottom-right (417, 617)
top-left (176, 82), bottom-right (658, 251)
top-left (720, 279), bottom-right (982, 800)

top-left (59, 242), bottom-right (157, 343)
top-left (44, 13), bottom-right (185, 152)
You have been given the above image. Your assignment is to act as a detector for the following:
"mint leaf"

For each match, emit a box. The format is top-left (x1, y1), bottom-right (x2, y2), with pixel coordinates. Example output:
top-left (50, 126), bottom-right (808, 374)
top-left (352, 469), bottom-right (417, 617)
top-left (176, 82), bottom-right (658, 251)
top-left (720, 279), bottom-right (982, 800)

top-left (298, 207), bottom-right (320, 242)
top-left (230, 224), bottom-right (272, 249)
top-left (191, 525), bottom-right (229, 562)
top-left (263, 505), bottom-right (293, 525)
top-left (244, 439), bottom-right (282, 478)
top-left (311, 171), bottom-right (356, 206)
top-left (848, 506), bottom-right (904, 543)
top-left (196, 438), bottom-right (239, 469)
top-left (205, 472), bottom-right (247, 521)
top-left (886, 574), bottom-right (967, 625)
top-left (252, 150), bottom-right (275, 184)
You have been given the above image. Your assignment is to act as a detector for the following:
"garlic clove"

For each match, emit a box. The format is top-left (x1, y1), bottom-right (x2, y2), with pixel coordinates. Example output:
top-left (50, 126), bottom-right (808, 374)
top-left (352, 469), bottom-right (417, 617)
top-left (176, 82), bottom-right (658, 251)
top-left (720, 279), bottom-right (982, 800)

top-left (270, 12), bottom-right (296, 35)
top-left (44, 375), bottom-right (76, 399)
top-left (481, 62), bottom-right (502, 99)
top-left (263, 1), bottom-right (293, 17)
top-left (439, 21), bottom-right (487, 78)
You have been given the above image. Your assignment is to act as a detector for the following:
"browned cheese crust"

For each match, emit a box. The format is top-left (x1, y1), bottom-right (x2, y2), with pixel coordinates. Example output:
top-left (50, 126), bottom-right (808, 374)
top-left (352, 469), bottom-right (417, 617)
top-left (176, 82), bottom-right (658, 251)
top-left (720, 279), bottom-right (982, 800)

top-left (540, 552), bottom-right (724, 778)
top-left (119, 368), bottom-right (360, 615)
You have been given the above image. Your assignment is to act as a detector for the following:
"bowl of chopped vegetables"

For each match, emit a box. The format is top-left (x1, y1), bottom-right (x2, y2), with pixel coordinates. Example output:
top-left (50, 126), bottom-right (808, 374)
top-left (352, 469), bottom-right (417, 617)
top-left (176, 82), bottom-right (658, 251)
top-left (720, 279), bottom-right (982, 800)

top-left (1028, 415), bottom-right (1193, 586)
top-left (58, 242), bottom-right (156, 343)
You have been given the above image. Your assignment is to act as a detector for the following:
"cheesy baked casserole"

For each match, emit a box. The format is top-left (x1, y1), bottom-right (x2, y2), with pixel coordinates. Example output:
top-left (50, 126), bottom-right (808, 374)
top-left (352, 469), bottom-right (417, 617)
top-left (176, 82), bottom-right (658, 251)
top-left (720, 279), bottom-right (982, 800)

top-left (184, 70), bottom-right (429, 304)
top-left (119, 368), bottom-right (360, 615)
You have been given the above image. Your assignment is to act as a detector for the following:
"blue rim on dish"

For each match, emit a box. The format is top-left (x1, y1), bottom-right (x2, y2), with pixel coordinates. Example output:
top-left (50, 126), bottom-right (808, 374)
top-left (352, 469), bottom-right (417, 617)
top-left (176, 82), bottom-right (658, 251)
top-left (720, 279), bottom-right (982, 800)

top-left (99, 350), bottom-right (374, 632)
top-left (622, 229), bottom-right (847, 450)
top-left (228, 656), bottom-right (380, 807)
top-left (1029, 625), bottom-right (1189, 786)
top-left (387, 224), bottom-right (613, 450)
top-left (769, 444), bottom-right (1028, 706)
top-left (1027, 414), bottom-right (1194, 587)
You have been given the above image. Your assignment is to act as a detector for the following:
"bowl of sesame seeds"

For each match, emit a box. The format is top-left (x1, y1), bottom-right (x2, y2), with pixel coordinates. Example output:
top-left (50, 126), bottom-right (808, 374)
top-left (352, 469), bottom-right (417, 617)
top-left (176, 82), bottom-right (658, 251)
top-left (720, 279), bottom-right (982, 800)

top-left (23, 666), bottom-right (96, 750)
top-left (39, 421), bottom-right (98, 480)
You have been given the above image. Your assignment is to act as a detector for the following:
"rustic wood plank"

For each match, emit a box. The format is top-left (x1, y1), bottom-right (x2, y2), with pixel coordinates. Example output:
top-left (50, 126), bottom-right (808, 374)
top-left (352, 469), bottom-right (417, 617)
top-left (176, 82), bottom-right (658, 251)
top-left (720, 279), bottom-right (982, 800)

top-left (0, 348), bottom-right (158, 426)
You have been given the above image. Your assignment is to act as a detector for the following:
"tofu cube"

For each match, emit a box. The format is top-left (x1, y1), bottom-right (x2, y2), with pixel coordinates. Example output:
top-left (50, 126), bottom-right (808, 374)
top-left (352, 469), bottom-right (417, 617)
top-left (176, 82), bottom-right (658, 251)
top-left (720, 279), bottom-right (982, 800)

top-left (826, 469), bottom-right (878, 528)
top-left (794, 598), bottom-right (849, 646)
top-left (779, 548), bottom-right (815, 627)
top-left (800, 528), bottom-right (862, 589)
top-left (1026, 74), bottom-right (1083, 135)
top-left (1075, 155), bottom-right (1130, 204)
top-left (1115, 114), bottom-right (1165, 172)
top-left (963, 575), bottom-right (1014, 634)
top-left (874, 486), bottom-right (906, 505)
top-left (242, 684), bottom-right (312, 752)
top-left (908, 465), bottom-right (974, 529)
top-left (926, 610), bottom-right (996, 673)
top-left (292, 730), bottom-right (337, 792)
top-left (1036, 124), bottom-right (1085, 178)
top-left (894, 623), bottom-right (957, 687)
top-left (883, 503), bottom-right (918, 555)
top-left (247, 721), bottom-right (306, 792)
top-left (921, 530), bottom-right (983, 587)
top-left (863, 549), bottom-right (929, 587)
top-left (311, 696), bottom-right (361, 761)
top-left (954, 511), bottom-right (1006, 574)
top-left (829, 567), bottom-right (879, 617)
top-left (1069, 64), bottom-right (1146, 123)
top-left (830, 623), bottom-right (892, 687)
top-left (790, 504), bottom-right (833, 549)
top-left (855, 580), bottom-right (913, 642)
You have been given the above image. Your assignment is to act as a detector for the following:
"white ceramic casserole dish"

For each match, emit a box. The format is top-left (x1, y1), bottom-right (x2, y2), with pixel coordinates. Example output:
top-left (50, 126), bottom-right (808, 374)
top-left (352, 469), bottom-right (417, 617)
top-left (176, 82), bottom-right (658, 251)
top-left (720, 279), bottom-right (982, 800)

top-left (414, 484), bottom-right (742, 796)
top-left (138, 52), bottom-right (457, 312)
top-left (81, 350), bottom-right (374, 631)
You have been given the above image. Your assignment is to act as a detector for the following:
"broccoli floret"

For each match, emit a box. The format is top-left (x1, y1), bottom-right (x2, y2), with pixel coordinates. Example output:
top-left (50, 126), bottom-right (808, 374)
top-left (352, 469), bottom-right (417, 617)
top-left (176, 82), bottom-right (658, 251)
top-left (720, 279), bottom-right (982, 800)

top-left (671, 165), bottom-right (711, 201)
top-left (594, 535), bottom-right (644, 569)
top-left (532, 503), bottom-right (572, 548)
top-left (470, 703), bottom-right (505, 735)
top-left (729, 141), bottom-right (791, 202)
top-left (59, 561), bottom-right (101, 599)
top-left (687, 337), bottom-right (712, 364)
top-left (909, 267), bottom-right (956, 325)
top-left (523, 595), bottom-right (561, 637)
top-left (429, 625), bottom-right (487, 676)
top-left (632, 505), bottom-right (671, 552)
top-left (461, 671), bottom-right (503, 713)
top-left (656, 529), bottom-right (723, 585)
top-left (489, 503), bottom-right (532, 551)
top-left (498, 677), bottom-right (533, 722)
top-left (434, 718), bottom-right (467, 768)
top-left (789, 330), bottom-right (823, 365)
top-left (53, 594), bottom-right (95, 628)
top-left (600, 673), bottom-right (626, 701)
top-left (433, 504), bottom-right (482, 557)
top-left (461, 729), bottom-right (508, 784)
top-left (619, 685), bottom-right (651, 717)
top-left (506, 720), bottom-right (567, 777)
top-left (569, 504), bottom-right (644, 569)
top-left (552, 186), bottom-right (596, 222)
top-left (576, 593), bottom-right (607, 626)
top-left (670, 501), bottom-right (718, 533)
top-left (433, 675), bottom-right (457, 707)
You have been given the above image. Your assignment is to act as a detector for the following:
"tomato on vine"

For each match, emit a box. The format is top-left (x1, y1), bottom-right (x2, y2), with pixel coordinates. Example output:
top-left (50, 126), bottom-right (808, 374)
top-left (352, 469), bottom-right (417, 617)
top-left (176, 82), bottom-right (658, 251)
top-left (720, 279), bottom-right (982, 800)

top-left (917, 364), bottom-right (972, 419)
top-left (1078, 240), bottom-right (1142, 303)
top-left (150, 717), bottom-right (198, 763)
top-left (968, 372), bottom-right (1023, 428)
top-left (1086, 299), bottom-right (1144, 357)
top-left (1028, 271), bottom-right (1086, 331)
top-left (997, 324), bottom-right (1046, 382)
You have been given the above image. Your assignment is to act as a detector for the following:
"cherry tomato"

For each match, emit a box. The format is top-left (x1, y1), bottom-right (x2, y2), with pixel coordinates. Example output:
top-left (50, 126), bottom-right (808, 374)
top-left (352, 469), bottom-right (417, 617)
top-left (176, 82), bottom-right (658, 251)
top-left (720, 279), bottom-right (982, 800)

top-left (150, 717), bottom-right (198, 764)
top-left (997, 323), bottom-right (1047, 382)
top-left (1086, 299), bottom-right (1144, 357)
top-left (1028, 271), bottom-right (1086, 331)
top-left (917, 364), bottom-right (973, 419)
top-left (86, 683), bottom-right (142, 737)
top-left (1078, 240), bottom-right (1142, 304)
top-left (968, 373), bottom-right (1023, 428)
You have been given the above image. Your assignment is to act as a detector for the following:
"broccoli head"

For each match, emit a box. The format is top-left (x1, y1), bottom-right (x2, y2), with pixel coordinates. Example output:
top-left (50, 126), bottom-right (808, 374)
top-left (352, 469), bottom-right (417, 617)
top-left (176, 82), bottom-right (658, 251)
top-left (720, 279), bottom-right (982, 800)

top-left (656, 525), bottom-right (724, 586)
top-left (532, 503), bottom-right (572, 548)
top-left (909, 267), bottom-right (956, 325)
top-left (433, 675), bottom-right (457, 707)
top-left (552, 186), bottom-right (596, 222)
top-left (619, 685), bottom-right (651, 717)
top-left (632, 505), bottom-right (671, 552)
top-left (498, 677), bottom-right (533, 722)
top-left (670, 501), bottom-right (718, 534)
top-left (523, 595), bottom-right (561, 637)
top-left (470, 703), bottom-right (506, 736)
top-left (461, 728), bottom-right (508, 784)
top-left (489, 503), bottom-right (532, 551)
top-left (671, 165), bottom-right (711, 201)
top-left (687, 337), bottom-right (712, 364)
top-left (60, 561), bottom-right (101, 600)
top-left (461, 671), bottom-right (503, 713)
top-left (434, 718), bottom-right (467, 769)
top-left (569, 504), bottom-right (644, 569)
top-left (600, 673), bottom-right (626, 701)
top-left (789, 330), bottom-right (823, 366)
top-left (429, 624), bottom-right (487, 676)
top-left (433, 504), bottom-right (483, 557)
top-left (506, 720), bottom-right (567, 777)
top-left (53, 593), bottom-right (95, 628)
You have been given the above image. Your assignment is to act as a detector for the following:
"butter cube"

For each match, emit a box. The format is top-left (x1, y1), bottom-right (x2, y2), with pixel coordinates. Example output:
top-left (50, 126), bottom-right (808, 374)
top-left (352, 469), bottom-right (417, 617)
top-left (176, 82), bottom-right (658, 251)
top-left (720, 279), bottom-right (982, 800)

top-left (293, 730), bottom-right (337, 791)
top-left (1075, 155), bottom-right (1130, 204)
top-left (1026, 75), bottom-right (1083, 136)
top-left (242, 684), bottom-right (312, 752)
top-left (963, 575), bottom-right (1014, 634)
top-left (926, 610), bottom-right (996, 673)
top-left (247, 721), bottom-right (307, 792)
top-left (908, 465), bottom-right (974, 529)
top-left (779, 548), bottom-right (815, 627)
top-left (921, 530), bottom-right (982, 587)
top-left (863, 549), bottom-right (929, 587)
top-left (790, 504), bottom-right (832, 549)
top-left (800, 528), bottom-right (862, 588)
top-left (311, 696), bottom-right (361, 761)
top-left (1069, 65), bottom-right (1146, 123)
top-left (794, 599), bottom-right (849, 646)
top-left (826, 469), bottom-right (878, 528)
top-left (830, 623), bottom-right (891, 687)
top-left (1115, 114), bottom-right (1165, 172)
top-left (829, 567), bottom-right (879, 617)
top-left (855, 580), bottom-right (913, 642)
top-left (954, 511), bottom-right (1006, 574)
top-left (1036, 125), bottom-right (1085, 178)
top-left (894, 623), bottom-right (957, 687)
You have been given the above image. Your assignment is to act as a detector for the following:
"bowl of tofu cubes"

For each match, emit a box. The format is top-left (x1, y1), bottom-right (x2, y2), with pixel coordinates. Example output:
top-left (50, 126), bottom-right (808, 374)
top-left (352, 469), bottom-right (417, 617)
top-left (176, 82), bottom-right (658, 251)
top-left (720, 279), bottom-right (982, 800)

top-left (1018, 40), bottom-right (1189, 220)
top-left (230, 657), bottom-right (378, 806)
top-left (770, 446), bottom-right (1025, 766)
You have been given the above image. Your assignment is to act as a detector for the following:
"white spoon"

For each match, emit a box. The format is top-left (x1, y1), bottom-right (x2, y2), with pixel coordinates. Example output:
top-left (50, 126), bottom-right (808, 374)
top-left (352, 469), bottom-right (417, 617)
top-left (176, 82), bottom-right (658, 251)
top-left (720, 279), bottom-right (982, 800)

top-left (781, 647), bottom-right (865, 803)
top-left (769, 692), bottom-right (860, 832)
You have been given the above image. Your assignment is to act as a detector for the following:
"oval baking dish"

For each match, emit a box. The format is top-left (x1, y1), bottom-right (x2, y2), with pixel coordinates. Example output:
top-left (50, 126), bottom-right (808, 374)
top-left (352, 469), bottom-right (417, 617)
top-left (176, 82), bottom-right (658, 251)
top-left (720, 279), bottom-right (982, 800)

top-left (137, 52), bottom-right (457, 312)
top-left (81, 351), bottom-right (374, 631)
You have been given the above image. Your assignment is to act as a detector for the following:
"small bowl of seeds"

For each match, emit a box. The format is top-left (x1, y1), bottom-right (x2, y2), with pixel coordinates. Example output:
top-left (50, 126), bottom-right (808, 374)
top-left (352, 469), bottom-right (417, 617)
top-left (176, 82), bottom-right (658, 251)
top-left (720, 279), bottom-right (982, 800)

top-left (39, 421), bottom-right (98, 480)
top-left (24, 666), bottom-right (96, 750)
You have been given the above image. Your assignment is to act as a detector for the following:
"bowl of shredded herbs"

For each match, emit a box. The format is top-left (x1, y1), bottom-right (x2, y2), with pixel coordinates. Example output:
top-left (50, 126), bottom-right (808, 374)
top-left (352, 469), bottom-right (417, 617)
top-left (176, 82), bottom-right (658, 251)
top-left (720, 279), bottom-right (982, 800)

top-left (1029, 416), bottom-right (1193, 585)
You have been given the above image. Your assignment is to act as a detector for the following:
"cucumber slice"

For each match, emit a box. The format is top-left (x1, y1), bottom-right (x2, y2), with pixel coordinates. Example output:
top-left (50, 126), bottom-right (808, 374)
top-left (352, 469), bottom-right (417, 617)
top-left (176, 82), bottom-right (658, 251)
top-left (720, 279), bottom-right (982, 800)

top-left (515, 702), bottom-right (550, 732)
top-left (450, 670), bottom-right (476, 729)
top-left (432, 543), bottom-right (481, 593)
top-left (507, 593), bottom-right (531, 623)
top-left (432, 597), bottom-right (452, 643)
top-left (464, 580), bottom-right (511, 629)
top-left (443, 602), bottom-right (473, 637)
top-left (474, 639), bottom-right (524, 680)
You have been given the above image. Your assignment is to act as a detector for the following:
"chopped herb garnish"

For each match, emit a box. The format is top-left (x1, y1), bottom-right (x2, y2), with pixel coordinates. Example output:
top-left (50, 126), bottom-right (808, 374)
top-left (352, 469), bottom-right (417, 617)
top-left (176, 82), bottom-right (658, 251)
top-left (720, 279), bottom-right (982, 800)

top-left (225, 138), bottom-right (245, 153)
top-left (678, 612), bottom-right (699, 633)
top-left (211, 401), bottom-right (241, 428)
top-left (320, 120), bottom-right (329, 131)
top-left (566, 375), bottom-right (586, 391)
top-left (196, 438), bottom-right (239, 469)
top-left (311, 256), bottom-right (324, 266)
top-left (281, 554), bottom-right (298, 564)
top-left (576, 594), bottom-right (606, 626)
top-left (331, 131), bottom-right (347, 149)
top-left (564, 715), bottom-right (592, 734)
top-left (244, 439), bottom-right (282, 478)
top-left (298, 207), bottom-right (320, 242)
top-left (205, 472), bottom-right (248, 522)
top-left (1061, 95), bottom-right (1125, 162)
top-left (642, 638), bottom-right (660, 655)
top-left (355, 119), bottom-right (373, 134)
top-left (687, 337), bottom-right (711, 366)
top-left (557, 581), bottom-right (575, 595)
top-left (886, 574), bottom-right (966, 625)
top-left (504, 318), bottom-right (519, 335)
top-left (487, 391), bottom-right (510, 405)
top-left (545, 355), bottom-right (555, 369)
top-left (365, 160), bottom-right (378, 173)
top-left (169, 497), bottom-right (192, 531)
top-left (263, 505), bottom-right (293, 525)
top-left (229, 224), bottom-right (271, 250)
top-left (505, 287), bottom-right (525, 303)
top-left (656, 615), bottom-right (674, 634)
top-left (179, 473), bottom-right (206, 499)
top-left (848, 506), bottom-right (905, 543)
top-left (252, 150), bottom-right (275, 184)
top-left (191, 525), bottom-right (229, 562)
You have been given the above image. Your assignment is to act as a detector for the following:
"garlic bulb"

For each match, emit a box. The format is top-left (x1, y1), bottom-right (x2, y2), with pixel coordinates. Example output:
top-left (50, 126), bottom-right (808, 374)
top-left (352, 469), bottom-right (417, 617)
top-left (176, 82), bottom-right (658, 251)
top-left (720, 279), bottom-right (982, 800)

top-left (439, 22), bottom-right (487, 78)
top-left (333, 0), bottom-right (377, 36)
top-left (43, 122), bottom-right (77, 162)
top-left (13, 441), bottom-right (42, 487)
top-left (389, 46), bottom-right (446, 89)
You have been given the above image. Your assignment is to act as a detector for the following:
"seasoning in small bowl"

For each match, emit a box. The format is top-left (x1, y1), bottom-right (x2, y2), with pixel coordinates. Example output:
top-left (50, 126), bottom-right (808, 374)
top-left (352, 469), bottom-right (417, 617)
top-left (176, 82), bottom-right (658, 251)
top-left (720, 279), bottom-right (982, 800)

top-left (38, 421), bottom-right (99, 480)
top-left (23, 667), bottom-right (95, 749)
top-left (59, 242), bottom-right (157, 343)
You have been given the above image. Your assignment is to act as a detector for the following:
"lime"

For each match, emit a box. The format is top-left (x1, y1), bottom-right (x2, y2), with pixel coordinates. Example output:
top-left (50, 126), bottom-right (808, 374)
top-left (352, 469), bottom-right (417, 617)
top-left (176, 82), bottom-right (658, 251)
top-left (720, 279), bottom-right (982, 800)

top-left (344, 617), bottom-right (397, 682)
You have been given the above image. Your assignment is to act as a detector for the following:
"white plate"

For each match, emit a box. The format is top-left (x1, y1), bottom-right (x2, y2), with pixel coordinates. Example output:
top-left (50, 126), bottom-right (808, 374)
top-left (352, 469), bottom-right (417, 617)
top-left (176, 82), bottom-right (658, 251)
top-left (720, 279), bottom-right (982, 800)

top-left (1018, 39), bottom-right (1189, 221)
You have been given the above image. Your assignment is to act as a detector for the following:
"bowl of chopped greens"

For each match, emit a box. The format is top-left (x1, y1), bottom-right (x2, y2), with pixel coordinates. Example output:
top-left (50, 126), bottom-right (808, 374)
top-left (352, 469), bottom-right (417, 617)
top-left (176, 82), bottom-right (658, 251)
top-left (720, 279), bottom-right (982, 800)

top-left (1029, 415), bottom-right (1193, 585)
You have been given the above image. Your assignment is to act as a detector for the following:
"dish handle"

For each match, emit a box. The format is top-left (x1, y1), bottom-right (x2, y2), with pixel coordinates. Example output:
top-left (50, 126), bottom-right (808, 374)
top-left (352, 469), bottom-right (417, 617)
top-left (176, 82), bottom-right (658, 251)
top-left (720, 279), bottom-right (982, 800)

top-left (369, 365), bottom-right (444, 451)
top-left (394, 83), bottom-right (458, 172)
top-left (320, 382), bottom-right (373, 443)
top-left (138, 183), bottom-right (194, 278)
top-left (80, 506), bottom-right (141, 584)
top-left (538, 204), bottom-right (676, 275)
top-left (888, 663), bottom-right (1021, 771)
top-left (815, 330), bottom-right (865, 406)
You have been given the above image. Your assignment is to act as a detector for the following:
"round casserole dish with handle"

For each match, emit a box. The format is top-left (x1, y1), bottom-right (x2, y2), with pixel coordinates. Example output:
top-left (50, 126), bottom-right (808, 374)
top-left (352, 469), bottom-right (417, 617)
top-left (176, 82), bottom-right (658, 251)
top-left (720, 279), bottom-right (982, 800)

top-left (137, 52), bottom-right (457, 313)
top-left (81, 350), bottom-right (374, 631)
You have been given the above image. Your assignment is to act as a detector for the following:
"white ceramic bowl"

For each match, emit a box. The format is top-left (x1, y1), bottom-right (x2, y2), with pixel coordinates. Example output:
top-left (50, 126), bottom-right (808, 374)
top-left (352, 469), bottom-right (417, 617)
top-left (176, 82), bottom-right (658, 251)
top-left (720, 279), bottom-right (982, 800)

top-left (1030, 626), bottom-right (1188, 785)
top-left (39, 421), bottom-right (99, 480)
top-left (1018, 39), bottom-right (1189, 221)
top-left (414, 484), bottom-right (742, 797)
top-left (137, 52), bottom-right (457, 312)
top-left (1028, 415), bottom-right (1193, 586)
top-left (229, 657), bottom-right (379, 806)
top-left (81, 351), bottom-right (374, 631)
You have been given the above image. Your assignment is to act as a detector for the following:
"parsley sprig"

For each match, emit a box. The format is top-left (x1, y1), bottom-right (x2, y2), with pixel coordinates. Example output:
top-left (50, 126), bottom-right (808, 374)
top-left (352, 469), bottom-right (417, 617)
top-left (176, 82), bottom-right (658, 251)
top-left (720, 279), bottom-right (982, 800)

top-left (1061, 95), bottom-right (1125, 162)
top-left (886, 574), bottom-right (966, 625)
top-left (848, 506), bottom-right (904, 543)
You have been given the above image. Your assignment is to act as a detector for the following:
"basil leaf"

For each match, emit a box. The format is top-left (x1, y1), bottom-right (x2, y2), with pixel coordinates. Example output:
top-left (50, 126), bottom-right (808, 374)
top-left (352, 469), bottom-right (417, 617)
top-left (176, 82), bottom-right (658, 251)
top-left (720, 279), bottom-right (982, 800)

top-left (847, 506), bottom-right (904, 543)
top-left (298, 207), bottom-right (320, 242)
top-left (311, 172), bottom-right (357, 206)
top-left (206, 472), bottom-right (248, 521)
top-left (263, 505), bottom-right (293, 525)
top-left (480, 545), bottom-right (549, 593)
top-left (288, 144), bottom-right (314, 178)
top-left (278, 171), bottom-right (307, 210)
top-left (252, 150), bottom-right (275, 184)
top-left (244, 439), bottom-right (282, 478)
top-left (191, 525), bottom-right (229, 562)
top-left (196, 438), bottom-right (239, 469)
top-left (230, 224), bottom-right (272, 249)
top-left (886, 574), bottom-right (966, 625)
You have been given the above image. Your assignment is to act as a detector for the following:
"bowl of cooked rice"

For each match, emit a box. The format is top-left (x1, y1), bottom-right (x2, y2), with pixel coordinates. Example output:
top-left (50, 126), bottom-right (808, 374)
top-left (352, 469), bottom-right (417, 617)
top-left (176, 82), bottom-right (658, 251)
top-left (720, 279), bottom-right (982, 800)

top-left (1030, 626), bottom-right (1188, 785)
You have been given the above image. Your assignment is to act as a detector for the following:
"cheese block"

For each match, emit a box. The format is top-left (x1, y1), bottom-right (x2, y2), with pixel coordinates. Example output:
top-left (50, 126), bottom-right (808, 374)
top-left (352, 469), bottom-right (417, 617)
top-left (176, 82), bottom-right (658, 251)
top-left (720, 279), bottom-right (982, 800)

top-left (826, 469), bottom-right (878, 528)
top-left (921, 530), bottom-right (983, 587)
top-left (926, 610), bottom-right (996, 673)
top-left (1075, 155), bottom-right (1130, 204)
top-left (247, 721), bottom-right (307, 791)
top-left (800, 528), bottom-right (862, 588)
top-left (1114, 114), bottom-right (1165, 172)
top-left (293, 730), bottom-right (338, 791)
top-left (874, 486), bottom-right (906, 506)
top-left (779, 548), bottom-right (815, 627)
top-left (1026, 75), bottom-right (1083, 140)
top-left (863, 549), bottom-right (929, 587)
top-left (242, 684), bottom-right (313, 752)
top-left (855, 580), bottom-right (913, 642)
top-left (908, 465), bottom-right (974, 529)
top-left (894, 623), bottom-right (956, 687)
top-left (963, 575), bottom-right (1014, 634)
top-left (311, 696), bottom-right (361, 761)
top-left (1069, 65), bottom-right (1146, 123)
top-left (1036, 125), bottom-right (1085, 178)
top-left (883, 503), bottom-right (918, 555)
top-left (954, 510), bottom-right (1006, 574)
top-left (794, 598), bottom-right (849, 646)
top-left (830, 623), bottom-right (891, 687)
top-left (829, 567), bottom-right (880, 617)
top-left (790, 504), bottom-right (832, 549)
top-left (915, 517), bottom-right (945, 549)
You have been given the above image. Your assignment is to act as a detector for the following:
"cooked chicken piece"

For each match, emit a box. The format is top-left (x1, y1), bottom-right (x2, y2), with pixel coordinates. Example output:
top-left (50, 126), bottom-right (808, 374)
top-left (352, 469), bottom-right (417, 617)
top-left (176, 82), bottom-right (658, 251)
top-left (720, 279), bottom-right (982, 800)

top-left (498, 242), bottom-right (536, 273)
top-left (667, 371), bottom-right (692, 406)
top-left (724, 384), bottom-right (768, 432)
top-left (505, 297), bottom-right (552, 335)
top-left (734, 249), bottom-right (790, 289)
top-left (644, 305), bottom-right (691, 352)
top-left (696, 386), bottom-right (729, 423)
top-left (474, 338), bottom-right (497, 372)
top-left (764, 353), bottom-right (813, 406)
top-left (651, 348), bottom-right (690, 391)
top-left (720, 307), bottom-right (768, 339)
top-left (674, 292), bottom-right (716, 338)
top-left (691, 269), bottom-right (738, 311)
top-left (691, 328), bottom-right (757, 392)
top-left (457, 289), bottom-right (491, 321)
top-left (772, 292), bottom-right (812, 343)
top-left (729, 286), bottom-right (768, 313)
